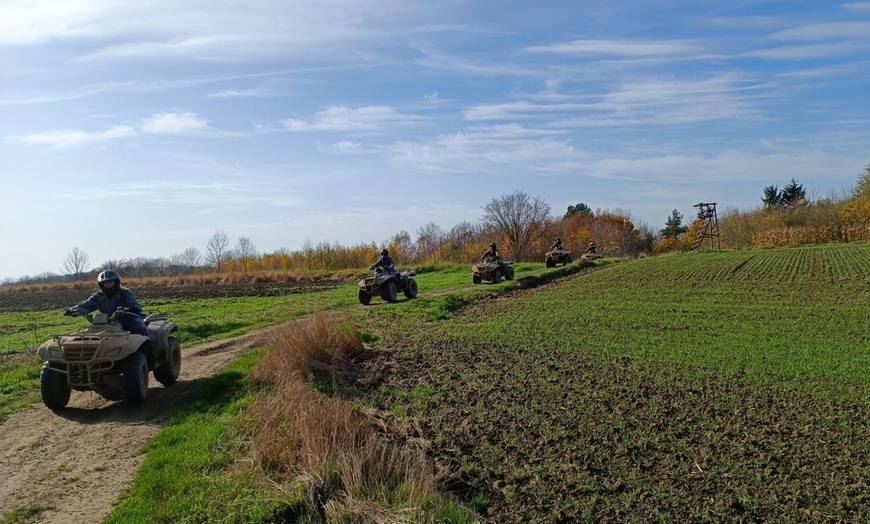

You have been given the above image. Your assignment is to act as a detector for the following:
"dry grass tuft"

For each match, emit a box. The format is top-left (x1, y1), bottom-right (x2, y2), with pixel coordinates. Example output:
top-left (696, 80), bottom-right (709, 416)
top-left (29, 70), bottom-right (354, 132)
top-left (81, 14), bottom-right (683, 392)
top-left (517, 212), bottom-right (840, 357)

top-left (248, 314), bottom-right (440, 520)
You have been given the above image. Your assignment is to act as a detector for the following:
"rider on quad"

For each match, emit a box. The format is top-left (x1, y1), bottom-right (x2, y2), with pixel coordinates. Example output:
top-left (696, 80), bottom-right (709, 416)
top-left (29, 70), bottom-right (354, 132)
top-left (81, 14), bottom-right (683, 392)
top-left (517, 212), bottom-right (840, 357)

top-left (585, 241), bottom-right (597, 254)
top-left (551, 237), bottom-right (565, 250)
top-left (480, 242), bottom-right (500, 261)
top-left (371, 249), bottom-right (399, 279)
top-left (65, 270), bottom-right (148, 336)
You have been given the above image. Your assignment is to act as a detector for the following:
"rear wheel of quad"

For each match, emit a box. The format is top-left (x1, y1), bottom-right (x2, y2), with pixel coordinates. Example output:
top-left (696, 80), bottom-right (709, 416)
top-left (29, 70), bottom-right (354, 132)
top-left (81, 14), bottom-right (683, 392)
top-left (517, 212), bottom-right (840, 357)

top-left (404, 278), bottom-right (418, 299)
top-left (358, 288), bottom-right (372, 305)
top-left (40, 366), bottom-right (70, 411)
top-left (472, 274), bottom-right (482, 284)
top-left (124, 352), bottom-right (149, 404)
top-left (563, 255), bottom-right (572, 266)
top-left (506, 267), bottom-right (515, 280)
top-left (381, 281), bottom-right (398, 302)
top-left (491, 269), bottom-right (502, 284)
top-left (545, 257), bottom-right (555, 268)
top-left (154, 337), bottom-right (181, 386)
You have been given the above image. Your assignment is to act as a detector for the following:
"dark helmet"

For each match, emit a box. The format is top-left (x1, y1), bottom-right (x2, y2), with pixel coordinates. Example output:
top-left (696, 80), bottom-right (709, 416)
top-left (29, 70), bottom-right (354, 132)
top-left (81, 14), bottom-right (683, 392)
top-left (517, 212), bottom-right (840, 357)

top-left (490, 242), bottom-right (497, 249)
top-left (380, 248), bottom-right (389, 257)
top-left (97, 269), bottom-right (121, 294)
top-left (556, 237), bottom-right (562, 242)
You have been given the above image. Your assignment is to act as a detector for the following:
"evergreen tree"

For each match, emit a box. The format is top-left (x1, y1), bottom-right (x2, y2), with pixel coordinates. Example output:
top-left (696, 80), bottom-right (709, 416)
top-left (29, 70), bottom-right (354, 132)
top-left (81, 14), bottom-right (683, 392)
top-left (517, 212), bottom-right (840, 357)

top-left (564, 202), bottom-right (593, 220)
top-left (660, 209), bottom-right (689, 239)
top-left (762, 185), bottom-right (782, 209)
top-left (780, 178), bottom-right (806, 207)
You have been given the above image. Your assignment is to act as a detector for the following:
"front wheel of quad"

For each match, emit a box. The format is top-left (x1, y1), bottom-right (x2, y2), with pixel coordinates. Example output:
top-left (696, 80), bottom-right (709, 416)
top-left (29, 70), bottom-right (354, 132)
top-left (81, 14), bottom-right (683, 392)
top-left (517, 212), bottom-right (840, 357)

top-left (381, 281), bottom-right (398, 302)
top-left (358, 288), bottom-right (372, 305)
top-left (404, 278), bottom-right (418, 299)
top-left (40, 366), bottom-right (70, 411)
top-left (506, 267), bottom-right (515, 280)
top-left (491, 269), bottom-right (502, 284)
top-left (563, 255), bottom-right (572, 266)
top-left (124, 352), bottom-right (149, 404)
top-left (472, 274), bottom-right (482, 284)
top-left (154, 337), bottom-right (181, 386)
top-left (545, 257), bottom-right (555, 268)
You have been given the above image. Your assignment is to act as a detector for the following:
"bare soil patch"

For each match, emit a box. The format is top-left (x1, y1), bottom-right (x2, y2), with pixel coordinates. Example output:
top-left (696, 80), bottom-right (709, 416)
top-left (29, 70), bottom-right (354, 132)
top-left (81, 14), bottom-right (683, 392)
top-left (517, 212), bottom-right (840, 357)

top-left (0, 326), bottom-right (279, 524)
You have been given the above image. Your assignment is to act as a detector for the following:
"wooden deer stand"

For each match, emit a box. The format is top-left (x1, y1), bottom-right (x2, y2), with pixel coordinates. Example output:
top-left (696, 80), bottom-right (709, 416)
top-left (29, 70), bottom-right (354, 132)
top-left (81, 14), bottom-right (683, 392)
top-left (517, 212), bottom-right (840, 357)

top-left (690, 202), bottom-right (721, 252)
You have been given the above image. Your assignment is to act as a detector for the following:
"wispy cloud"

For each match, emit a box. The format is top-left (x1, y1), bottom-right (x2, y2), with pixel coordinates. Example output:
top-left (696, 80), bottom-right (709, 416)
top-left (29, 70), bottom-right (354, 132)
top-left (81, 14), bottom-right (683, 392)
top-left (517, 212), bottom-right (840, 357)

top-left (141, 112), bottom-right (209, 134)
top-left (744, 40), bottom-right (868, 60)
top-left (7, 111), bottom-right (212, 147)
top-left (7, 125), bottom-right (136, 148)
top-left (771, 21), bottom-right (870, 40)
top-left (524, 39), bottom-right (699, 57)
top-left (282, 106), bottom-right (424, 132)
top-left (842, 2), bottom-right (870, 12)
top-left (391, 124), bottom-right (582, 174)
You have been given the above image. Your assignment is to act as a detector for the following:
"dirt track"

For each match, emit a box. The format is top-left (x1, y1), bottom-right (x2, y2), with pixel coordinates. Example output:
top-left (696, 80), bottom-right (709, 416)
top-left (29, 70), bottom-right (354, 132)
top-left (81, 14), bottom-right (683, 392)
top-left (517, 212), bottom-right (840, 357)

top-left (0, 328), bottom-right (276, 524)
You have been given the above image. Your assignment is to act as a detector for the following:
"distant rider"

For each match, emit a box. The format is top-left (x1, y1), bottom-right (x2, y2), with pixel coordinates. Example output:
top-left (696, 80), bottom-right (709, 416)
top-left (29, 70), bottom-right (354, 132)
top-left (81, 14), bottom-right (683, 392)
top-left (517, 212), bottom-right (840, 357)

top-left (370, 249), bottom-right (398, 278)
top-left (585, 241), bottom-right (597, 254)
top-left (550, 237), bottom-right (564, 251)
top-left (65, 270), bottom-right (149, 336)
top-left (480, 242), bottom-right (500, 261)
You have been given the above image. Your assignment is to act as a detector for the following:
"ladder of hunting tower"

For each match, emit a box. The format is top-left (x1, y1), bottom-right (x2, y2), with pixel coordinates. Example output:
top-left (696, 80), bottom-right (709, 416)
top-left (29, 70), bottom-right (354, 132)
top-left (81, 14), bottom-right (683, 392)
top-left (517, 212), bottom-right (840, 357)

top-left (690, 202), bottom-right (720, 252)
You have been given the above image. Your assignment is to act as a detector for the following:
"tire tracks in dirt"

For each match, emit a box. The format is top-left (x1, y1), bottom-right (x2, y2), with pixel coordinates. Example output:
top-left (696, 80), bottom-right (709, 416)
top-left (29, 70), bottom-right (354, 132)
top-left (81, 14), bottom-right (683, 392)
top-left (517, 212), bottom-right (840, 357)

top-left (0, 326), bottom-right (280, 524)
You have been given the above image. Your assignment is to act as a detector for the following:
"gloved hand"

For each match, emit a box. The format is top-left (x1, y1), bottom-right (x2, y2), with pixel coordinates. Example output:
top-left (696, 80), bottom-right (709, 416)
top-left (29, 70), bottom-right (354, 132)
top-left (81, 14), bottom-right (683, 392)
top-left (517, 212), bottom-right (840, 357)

top-left (64, 307), bottom-right (79, 316)
top-left (115, 306), bottom-right (130, 313)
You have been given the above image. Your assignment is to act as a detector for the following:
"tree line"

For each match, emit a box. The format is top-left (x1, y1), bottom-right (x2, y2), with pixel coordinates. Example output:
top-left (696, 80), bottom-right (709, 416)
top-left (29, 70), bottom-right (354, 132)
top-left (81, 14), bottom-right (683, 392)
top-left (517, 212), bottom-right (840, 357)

top-left (6, 167), bottom-right (870, 286)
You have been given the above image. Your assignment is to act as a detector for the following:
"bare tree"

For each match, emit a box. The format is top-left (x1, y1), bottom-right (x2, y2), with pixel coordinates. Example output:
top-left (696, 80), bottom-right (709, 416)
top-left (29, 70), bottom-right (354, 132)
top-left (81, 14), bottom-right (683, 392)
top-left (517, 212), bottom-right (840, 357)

top-left (205, 229), bottom-right (230, 272)
top-left (177, 247), bottom-right (202, 268)
top-left (481, 191), bottom-right (552, 261)
top-left (62, 247), bottom-right (90, 281)
top-left (235, 236), bottom-right (257, 271)
top-left (415, 222), bottom-right (446, 260)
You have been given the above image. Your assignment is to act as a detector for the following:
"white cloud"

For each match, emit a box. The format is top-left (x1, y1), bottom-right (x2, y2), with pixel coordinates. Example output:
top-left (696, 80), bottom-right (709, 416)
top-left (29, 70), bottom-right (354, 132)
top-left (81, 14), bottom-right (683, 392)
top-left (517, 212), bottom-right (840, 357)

top-left (7, 125), bottom-right (135, 148)
top-left (140, 112), bottom-right (209, 135)
top-left (282, 106), bottom-right (423, 132)
top-left (771, 21), bottom-right (870, 41)
top-left (842, 2), bottom-right (870, 12)
top-left (391, 125), bottom-right (583, 174)
top-left (745, 41), bottom-right (868, 59)
top-left (525, 39), bottom-right (699, 57)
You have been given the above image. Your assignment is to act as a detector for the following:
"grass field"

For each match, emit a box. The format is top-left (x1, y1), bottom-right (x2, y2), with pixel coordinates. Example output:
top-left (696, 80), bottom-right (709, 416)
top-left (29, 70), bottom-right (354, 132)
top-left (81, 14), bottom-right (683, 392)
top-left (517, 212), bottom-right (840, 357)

top-left (2, 245), bottom-right (869, 522)
top-left (368, 244), bottom-right (870, 522)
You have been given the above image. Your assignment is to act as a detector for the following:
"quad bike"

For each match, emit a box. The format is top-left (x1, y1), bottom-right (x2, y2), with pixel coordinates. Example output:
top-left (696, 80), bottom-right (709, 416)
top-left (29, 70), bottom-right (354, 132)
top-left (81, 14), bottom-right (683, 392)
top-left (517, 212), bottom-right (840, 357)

top-left (580, 252), bottom-right (603, 261)
top-left (545, 249), bottom-right (573, 268)
top-left (37, 309), bottom-right (181, 410)
top-left (358, 268), bottom-right (418, 304)
top-left (473, 258), bottom-right (514, 284)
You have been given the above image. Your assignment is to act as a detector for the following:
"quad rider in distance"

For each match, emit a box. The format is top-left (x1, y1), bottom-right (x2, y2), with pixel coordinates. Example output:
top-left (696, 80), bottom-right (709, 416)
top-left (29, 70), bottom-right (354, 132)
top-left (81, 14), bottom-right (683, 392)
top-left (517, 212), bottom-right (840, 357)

top-left (480, 242), bottom-right (500, 261)
top-left (65, 270), bottom-right (148, 336)
top-left (551, 237), bottom-right (565, 251)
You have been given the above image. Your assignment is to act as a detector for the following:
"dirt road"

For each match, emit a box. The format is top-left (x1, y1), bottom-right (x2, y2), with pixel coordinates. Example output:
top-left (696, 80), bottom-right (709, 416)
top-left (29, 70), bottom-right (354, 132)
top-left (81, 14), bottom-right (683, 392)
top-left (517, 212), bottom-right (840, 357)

top-left (0, 328), bottom-right (274, 524)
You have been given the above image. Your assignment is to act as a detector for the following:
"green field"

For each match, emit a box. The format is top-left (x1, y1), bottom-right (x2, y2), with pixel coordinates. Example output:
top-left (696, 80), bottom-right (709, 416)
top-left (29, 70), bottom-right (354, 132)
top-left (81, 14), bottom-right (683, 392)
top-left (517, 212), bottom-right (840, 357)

top-left (2, 245), bottom-right (869, 522)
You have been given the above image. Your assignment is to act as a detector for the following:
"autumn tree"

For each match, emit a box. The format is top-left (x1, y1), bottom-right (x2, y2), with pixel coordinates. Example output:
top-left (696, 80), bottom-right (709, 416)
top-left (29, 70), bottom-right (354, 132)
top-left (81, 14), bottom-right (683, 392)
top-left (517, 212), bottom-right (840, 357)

top-left (62, 247), bottom-right (90, 281)
top-left (481, 191), bottom-right (551, 261)
top-left (205, 229), bottom-right (230, 272)
top-left (415, 222), bottom-right (447, 261)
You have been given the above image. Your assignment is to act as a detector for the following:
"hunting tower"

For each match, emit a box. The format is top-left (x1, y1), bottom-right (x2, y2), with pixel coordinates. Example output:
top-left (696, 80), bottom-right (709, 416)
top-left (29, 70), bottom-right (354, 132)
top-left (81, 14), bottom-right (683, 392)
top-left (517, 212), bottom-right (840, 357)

top-left (690, 202), bottom-right (720, 252)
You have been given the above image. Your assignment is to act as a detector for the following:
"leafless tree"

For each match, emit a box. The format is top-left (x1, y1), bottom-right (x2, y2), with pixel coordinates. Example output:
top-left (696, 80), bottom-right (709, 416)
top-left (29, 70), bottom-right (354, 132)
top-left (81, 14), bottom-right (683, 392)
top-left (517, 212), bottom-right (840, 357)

top-left (415, 222), bottom-right (446, 260)
top-left (62, 247), bottom-right (90, 281)
top-left (235, 236), bottom-right (257, 271)
top-left (205, 229), bottom-right (230, 272)
top-left (174, 247), bottom-right (202, 269)
top-left (481, 191), bottom-right (552, 261)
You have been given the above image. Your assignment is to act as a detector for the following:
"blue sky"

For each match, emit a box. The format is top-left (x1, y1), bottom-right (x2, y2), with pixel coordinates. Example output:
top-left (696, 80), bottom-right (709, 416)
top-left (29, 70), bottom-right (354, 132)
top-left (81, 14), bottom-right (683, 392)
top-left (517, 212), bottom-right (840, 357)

top-left (2, 0), bottom-right (869, 280)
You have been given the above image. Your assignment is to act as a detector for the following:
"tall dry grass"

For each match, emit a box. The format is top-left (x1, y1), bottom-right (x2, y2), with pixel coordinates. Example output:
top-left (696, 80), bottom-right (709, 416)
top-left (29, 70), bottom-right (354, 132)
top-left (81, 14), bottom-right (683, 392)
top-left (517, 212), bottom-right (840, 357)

top-left (248, 314), bottom-right (440, 521)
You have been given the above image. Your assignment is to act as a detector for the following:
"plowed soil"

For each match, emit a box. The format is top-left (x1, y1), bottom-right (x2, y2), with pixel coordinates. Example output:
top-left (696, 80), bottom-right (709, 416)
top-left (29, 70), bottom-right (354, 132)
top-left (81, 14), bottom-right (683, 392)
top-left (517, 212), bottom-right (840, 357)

top-left (0, 327), bottom-right (278, 524)
top-left (0, 281), bottom-right (340, 313)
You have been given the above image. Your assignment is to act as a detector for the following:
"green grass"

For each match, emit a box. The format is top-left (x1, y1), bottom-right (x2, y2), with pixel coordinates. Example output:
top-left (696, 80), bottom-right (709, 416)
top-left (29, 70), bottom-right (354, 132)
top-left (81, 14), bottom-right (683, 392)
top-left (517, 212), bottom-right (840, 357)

top-left (366, 243), bottom-right (870, 521)
top-left (105, 351), bottom-right (297, 524)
